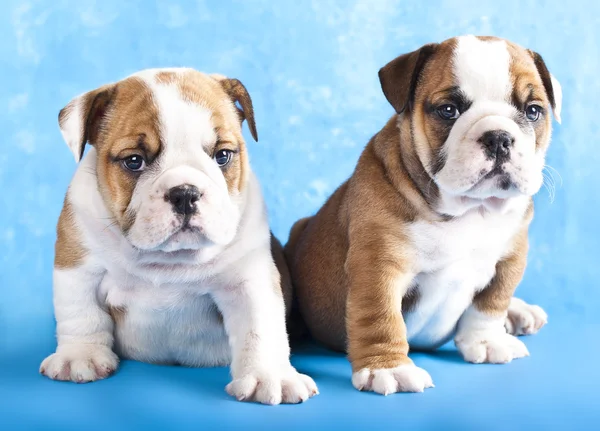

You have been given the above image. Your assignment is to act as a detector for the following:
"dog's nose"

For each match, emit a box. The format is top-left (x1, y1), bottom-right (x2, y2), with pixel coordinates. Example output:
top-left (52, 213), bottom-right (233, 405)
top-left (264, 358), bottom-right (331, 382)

top-left (167, 185), bottom-right (201, 215)
top-left (479, 130), bottom-right (515, 158)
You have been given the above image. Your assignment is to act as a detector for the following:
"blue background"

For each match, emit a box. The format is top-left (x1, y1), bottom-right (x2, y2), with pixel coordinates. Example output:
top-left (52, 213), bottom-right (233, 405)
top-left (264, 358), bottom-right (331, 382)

top-left (1, 0), bottom-right (599, 429)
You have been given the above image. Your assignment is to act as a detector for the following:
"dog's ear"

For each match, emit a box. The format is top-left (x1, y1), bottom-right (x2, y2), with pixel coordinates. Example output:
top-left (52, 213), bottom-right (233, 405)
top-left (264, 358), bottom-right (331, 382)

top-left (212, 75), bottom-right (258, 142)
top-left (379, 43), bottom-right (439, 114)
top-left (528, 50), bottom-right (562, 124)
top-left (58, 83), bottom-right (117, 162)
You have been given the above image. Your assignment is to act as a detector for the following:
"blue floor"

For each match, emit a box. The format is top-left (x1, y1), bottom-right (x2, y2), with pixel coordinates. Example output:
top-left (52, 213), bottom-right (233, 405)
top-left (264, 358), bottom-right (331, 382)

top-left (2, 322), bottom-right (598, 430)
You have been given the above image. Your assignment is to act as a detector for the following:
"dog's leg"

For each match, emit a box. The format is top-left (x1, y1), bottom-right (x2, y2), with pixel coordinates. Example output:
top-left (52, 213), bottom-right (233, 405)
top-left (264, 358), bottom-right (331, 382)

top-left (40, 266), bottom-right (117, 382)
top-left (212, 249), bottom-right (318, 405)
top-left (455, 227), bottom-right (531, 363)
top-left (505, 297), bottom-right (548, 336)
top-left (346, 231), bottom-right (434, 395)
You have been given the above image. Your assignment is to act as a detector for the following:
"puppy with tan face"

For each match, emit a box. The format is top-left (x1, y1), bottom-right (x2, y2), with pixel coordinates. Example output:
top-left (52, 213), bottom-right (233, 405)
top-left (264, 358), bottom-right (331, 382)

top-left (40, 68), bottom-right (317, 405)
top-left (285, 36), bottom-right (559, 395)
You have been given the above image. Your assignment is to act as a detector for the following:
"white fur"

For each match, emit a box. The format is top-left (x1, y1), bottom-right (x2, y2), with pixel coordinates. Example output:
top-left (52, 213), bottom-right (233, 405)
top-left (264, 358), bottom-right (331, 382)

top-left (431, 36), bottom-right (545, 215)
top-left (59, 95), bottom-right (88, 162)
top-left (352, 365), bottom-right (433, 395)
top-left (401, 37), bottom-right (557, 356)
top-left (550, 74), bottom-right (562, 124)
top-left (126, 75), bottom-right (238, 251)
top-left (399, 37), bottom-right (557, 367)
top-left (404, 195), bottom-right (530, 350)
top-left (453, 36), bottom-right (512, 102)
top-left (505, 296), bottom-right (548, 336)
top-left (41, 68), bottom-right (317, 404)
top-left (455, 306), bottom-right (529, 363)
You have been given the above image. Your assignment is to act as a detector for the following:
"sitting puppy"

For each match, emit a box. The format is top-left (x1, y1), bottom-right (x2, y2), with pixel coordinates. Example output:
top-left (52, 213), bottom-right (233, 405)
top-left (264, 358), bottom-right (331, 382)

top-left (285, 36), bottom-right (558, 395)
top-left (40, 68), bottom-right (318, 405)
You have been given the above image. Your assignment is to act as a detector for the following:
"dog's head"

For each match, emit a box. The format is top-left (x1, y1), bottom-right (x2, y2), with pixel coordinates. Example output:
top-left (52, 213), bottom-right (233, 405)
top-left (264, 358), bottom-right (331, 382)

top-left (59, 68), bottom-right (258, 252)
top-left (379, 35), bottom-right (562, 215)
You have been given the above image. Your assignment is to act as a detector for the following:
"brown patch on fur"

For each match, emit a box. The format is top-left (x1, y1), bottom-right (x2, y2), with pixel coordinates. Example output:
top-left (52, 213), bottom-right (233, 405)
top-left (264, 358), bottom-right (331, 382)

top-left (58, 83), bottom-right (116, 162)
top-left (58, 77), bottom-right (162, 229)
top-left (157, 71), bottom-right (256, 195)
top-left (285, 37), bottom-right (545, 375)
top-left (58, 69), bottom-right (259, 243)
top-left (94, 78), bottom-right (162, 225)
top-left (285, 123), bottom-right (437, 358)
top-left (217, 78), bottom-right (258, 142)
top-left (474, 214), bottom-right (531, 315)
top-left (377, 39), bottom-right (460, 208)
top-left (411, 39), bottom-right (458, 178)
top-left (155, 71), bottom-right (176, 84)
top-left (55, 196), bottom-right (87, 268)
top-left (507, 42), bottom-right (554, 151)
top-left (107, 305), bottom-right (127, 324)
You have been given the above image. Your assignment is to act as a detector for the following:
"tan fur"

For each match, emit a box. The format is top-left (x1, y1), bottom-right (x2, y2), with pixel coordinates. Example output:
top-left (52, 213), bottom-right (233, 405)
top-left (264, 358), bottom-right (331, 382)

top-left (96, 78), bottom-right (161, 228)
top-left (285, 37), bottom-right (554, 373)
top-left (57, 68), bottom-right (292, 313)
top-left (107, 305), bottom-right (127, 324)
top-left (161, 71), bottom-right (257, 194)
top-left (473, 203), bottom-right (533, 315)
top-left (54, 197), bottom-right (87, 269)
top-left (507, 43), bottom-right (554, 150)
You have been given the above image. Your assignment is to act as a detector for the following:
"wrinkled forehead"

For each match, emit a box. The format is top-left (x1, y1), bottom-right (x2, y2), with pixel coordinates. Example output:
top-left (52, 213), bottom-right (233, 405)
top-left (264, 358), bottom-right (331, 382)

top-left (423, 36), bottom-right (544, 104)
top-left (120, 69), bottom-right (241, 152)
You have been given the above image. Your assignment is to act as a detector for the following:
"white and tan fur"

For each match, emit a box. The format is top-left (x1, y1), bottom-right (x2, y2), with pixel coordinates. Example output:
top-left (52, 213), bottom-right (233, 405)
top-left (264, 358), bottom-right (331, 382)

top-left (40, 68), bottom-right (317, 405)
top-left (285, 36), bottom-right (558, 395)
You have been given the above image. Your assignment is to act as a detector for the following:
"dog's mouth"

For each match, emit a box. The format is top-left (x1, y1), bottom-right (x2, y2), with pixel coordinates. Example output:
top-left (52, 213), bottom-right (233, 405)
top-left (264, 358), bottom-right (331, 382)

top-left (128, 218), bottom-right (208, 255)
top-left (466, 162), bottom-right (523, 195)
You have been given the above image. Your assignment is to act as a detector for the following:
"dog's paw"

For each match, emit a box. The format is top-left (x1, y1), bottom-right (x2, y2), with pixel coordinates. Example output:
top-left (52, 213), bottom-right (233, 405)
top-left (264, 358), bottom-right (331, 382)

top-left (505, 297), bottom-right (548, 336)
top-left (40, 344), bottom-right (119, 383)
top-left (456, 331), bottom-right (530, 364)
top-left (351, 364), bottom-right (434, 395)
top-left (226, 367), bottom-right (318, 405)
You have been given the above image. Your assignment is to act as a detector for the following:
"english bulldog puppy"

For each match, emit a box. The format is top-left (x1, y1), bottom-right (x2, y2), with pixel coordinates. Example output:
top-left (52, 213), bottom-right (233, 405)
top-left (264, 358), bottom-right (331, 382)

top-left (285, 36), bottom-right (559, 395)
top-left (40, 68), bottom-right (318, 405)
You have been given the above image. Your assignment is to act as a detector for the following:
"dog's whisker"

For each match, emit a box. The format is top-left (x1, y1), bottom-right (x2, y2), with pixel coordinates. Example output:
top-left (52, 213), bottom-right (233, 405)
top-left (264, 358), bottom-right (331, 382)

top-left (541, 172), bottom-right (556, 203)
top-left (543, 165), bottom-right (563, 188)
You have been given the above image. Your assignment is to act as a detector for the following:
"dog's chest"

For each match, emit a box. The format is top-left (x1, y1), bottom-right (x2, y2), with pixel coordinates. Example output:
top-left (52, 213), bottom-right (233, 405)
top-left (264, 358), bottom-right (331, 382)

top-left (404, 208), bottom-right (523, 349)
top-left (100, 273), bottom-right (230, 367)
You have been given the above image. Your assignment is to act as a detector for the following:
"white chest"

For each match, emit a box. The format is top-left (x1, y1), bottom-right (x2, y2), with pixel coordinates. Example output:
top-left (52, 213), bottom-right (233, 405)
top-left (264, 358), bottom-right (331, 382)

top-left (404, 205), bottom-right (526, 349)
top-left (99, 271), bottom-right (230, 367)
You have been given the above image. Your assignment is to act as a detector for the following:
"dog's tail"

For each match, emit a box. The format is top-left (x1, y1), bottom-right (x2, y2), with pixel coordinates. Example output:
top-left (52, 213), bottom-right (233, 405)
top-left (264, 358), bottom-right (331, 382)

top-left (283, 217), bottom-right (313, 342)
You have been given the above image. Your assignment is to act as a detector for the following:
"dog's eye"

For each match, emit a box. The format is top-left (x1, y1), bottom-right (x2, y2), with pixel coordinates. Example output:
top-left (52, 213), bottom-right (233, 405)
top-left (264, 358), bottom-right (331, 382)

top-left (214, 149), bottom-right (233, 167)
top-left (525, 104), bottom-right (542, 121)
top-left (437, 104), bottom-right (460, 120)
top-left (122, 155), bottom-right (146, 172)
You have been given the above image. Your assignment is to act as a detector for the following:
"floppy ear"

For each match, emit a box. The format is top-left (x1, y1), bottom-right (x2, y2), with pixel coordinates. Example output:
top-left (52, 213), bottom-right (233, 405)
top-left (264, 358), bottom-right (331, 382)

top-left (58, 84), bottom-right (116, 162)
top-left (212, 75), bottom-right (258, 142)
top-left (528, 50), bottom-right (562, 124)
top-left (378, 43), bottom-right (438, 114)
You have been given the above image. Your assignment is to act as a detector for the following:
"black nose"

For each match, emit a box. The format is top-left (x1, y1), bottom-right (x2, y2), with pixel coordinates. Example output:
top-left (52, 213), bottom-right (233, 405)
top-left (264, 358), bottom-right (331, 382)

top-left (166, 185), bottom-right (201, 215)
top-left (479, 130), bottom-right (515, 158)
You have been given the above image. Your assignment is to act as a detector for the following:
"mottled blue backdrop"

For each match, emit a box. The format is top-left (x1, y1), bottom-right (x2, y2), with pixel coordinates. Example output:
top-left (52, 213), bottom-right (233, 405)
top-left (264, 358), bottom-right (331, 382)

top-left (1, 1), bottom-right (599, 429)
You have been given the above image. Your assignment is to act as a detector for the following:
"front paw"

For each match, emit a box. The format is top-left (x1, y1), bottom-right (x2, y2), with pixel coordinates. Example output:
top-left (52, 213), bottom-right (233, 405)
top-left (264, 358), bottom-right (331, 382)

top-left (505, 297), bottom-right (548, 336)
top-left (40, 344), bottom-right (119, 383)
top-left (456, 331), bottom-right (530, 364)
top-left (352, 364), bottom-right (434, 395)
top-left (226, 367), bottom-right (318, 405)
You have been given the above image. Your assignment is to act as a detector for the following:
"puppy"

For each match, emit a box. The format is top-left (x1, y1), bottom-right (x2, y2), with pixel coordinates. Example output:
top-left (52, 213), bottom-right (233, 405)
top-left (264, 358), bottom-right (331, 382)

top-left (40, 68), bottom-right (318, 405)
top-left (285, 36), bottom-right (558, 395)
